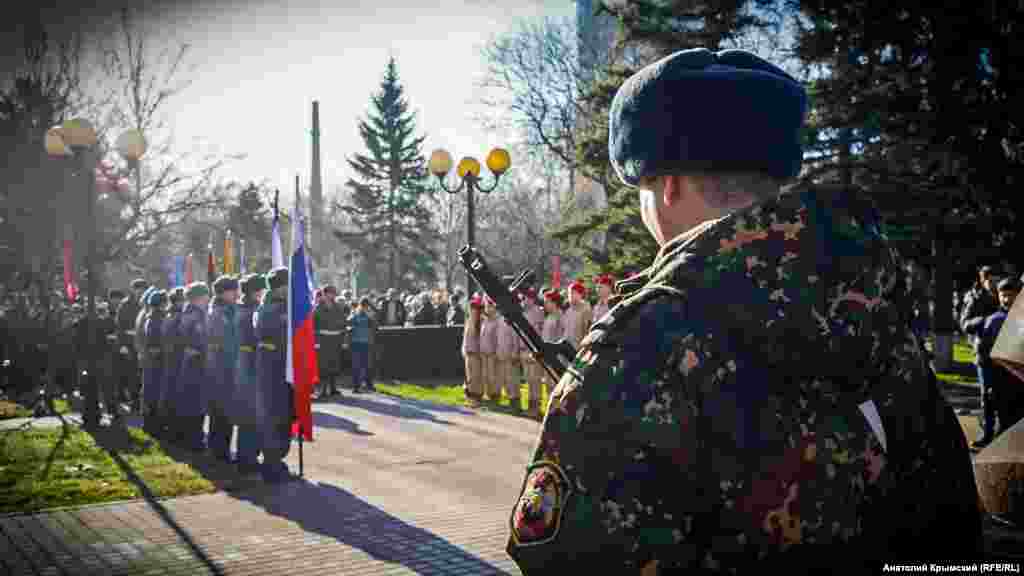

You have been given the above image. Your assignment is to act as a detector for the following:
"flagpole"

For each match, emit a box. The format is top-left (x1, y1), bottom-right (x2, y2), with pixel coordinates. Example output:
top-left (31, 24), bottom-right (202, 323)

top-left (294, 174), bottom-right (304, 478)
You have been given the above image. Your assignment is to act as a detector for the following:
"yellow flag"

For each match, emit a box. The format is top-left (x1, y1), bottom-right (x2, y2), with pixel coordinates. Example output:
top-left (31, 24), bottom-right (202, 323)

top-left (224, 230), bottom-right (234, 275)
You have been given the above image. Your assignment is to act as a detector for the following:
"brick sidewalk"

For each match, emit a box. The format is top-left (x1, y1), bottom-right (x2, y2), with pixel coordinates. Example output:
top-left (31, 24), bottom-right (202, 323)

top-left (0, 483), bottom-right (521, 576)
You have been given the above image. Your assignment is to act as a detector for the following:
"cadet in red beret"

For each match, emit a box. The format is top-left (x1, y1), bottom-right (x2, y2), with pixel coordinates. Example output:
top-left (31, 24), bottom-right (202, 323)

top-left (593, 273), bottom-right (616, 320)
top-left (462, 293), bottom-right (485, 404)
top-left (564, 280), bottom-right (593, 348)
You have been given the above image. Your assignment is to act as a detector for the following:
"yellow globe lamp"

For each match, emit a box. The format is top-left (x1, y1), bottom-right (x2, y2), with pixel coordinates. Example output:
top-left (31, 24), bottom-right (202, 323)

top-left (485, 147), bottom-right (511, 175)
top-left (456, 156), bottom-right (481, 180)
top-left (116, 129), bottom-right (147, 161)
top-left (60, 118), bottom-right (98, 149)
top-left (429, 148), bottom-right (453, 177)
top-left (44, 126), bottom-right (71, 157)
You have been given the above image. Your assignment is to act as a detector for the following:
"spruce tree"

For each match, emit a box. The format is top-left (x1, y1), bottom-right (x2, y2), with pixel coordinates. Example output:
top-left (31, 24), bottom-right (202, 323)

top-left (341, 57), bottom-right (439, 291)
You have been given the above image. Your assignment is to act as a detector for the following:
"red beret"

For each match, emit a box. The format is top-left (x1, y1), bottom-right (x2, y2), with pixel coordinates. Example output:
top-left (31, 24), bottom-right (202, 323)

top-left (595, 274), bottom-right (615, 287)
top-left (543, 289), bottom-right (562, 303)
top-left (469, 293), bottom-right (483, 309)
top-left (569, 279), bottom-right (586, 294)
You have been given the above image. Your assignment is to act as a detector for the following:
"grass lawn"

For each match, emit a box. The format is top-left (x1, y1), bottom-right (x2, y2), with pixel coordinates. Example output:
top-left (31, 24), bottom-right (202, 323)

top-left (0, 425), bottom-right (216, 515)
top-left (0, 398), bottom-right (70, 420)
top-left (376, 379), bottom-right (551, 420)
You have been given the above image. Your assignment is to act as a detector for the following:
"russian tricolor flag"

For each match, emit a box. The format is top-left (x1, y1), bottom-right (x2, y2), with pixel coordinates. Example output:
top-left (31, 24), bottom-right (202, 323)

top-left (287, 204), bottom-right (315, 441)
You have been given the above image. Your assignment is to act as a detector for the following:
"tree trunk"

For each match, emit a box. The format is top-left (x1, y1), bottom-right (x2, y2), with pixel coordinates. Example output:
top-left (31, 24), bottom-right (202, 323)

top-left (932, 213), bottom-right (955, 372)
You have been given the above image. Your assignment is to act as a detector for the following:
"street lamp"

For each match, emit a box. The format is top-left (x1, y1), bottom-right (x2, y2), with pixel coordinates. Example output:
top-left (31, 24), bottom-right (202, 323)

top-left (116, 129), bottom-right (147, 203)
top-left (428, 147), bottom-right (511, 292)
top-left (46, 119), bottom-right (100, 428)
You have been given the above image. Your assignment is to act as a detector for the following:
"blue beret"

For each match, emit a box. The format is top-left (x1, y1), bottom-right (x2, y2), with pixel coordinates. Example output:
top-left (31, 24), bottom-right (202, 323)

top-left (147, 290), bottom-right (166, 307)
top-left (609, 48), bottom-right (807, 186)
top-left (212, 275), bottom-right (240, 294)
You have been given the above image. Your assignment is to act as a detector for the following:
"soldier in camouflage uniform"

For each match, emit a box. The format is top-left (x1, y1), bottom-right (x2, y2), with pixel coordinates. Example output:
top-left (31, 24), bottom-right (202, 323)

top-left (506, 48), bottom-right (982, 573)
top-left (314, 284), bottom-right (347, 397)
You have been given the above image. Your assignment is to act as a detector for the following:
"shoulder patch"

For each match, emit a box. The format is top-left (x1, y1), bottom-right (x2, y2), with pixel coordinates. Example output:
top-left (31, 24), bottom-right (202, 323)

top-left (510, 460), bottom-right (572, 547)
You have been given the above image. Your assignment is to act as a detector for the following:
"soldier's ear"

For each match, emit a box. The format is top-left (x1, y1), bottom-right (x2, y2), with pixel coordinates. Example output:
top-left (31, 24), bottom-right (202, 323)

top-left (662, 174), bottom-right (684, 208)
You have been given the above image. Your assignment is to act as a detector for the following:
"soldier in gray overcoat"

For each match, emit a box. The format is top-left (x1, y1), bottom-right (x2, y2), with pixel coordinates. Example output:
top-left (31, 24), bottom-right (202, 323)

top-left (206, 276), bottom-right (241, 463)
top-left (158, 287), bottom-right (185, 439)
top-left (174, 282), bottom-right (210, 452)
top-left (255, 268), bottom-right (294, 483)
top-left (234, 274), bottom-right (267, 475)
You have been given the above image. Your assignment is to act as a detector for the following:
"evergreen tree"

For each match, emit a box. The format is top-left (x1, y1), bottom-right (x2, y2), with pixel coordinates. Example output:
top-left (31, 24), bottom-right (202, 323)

top-left (340, 57), bottom-right (439, 291)
top-left (554, 0), bottom-right (778, 277)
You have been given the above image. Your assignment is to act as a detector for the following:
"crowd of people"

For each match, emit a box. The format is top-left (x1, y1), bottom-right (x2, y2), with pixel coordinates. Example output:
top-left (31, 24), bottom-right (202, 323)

top-left (959, 265), bottom-right (1024, 449)
top-left (460, 274), bottom-right (616, 416)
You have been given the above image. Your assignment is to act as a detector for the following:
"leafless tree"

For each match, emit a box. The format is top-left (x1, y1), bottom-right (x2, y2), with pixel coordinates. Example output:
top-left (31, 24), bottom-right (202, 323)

top-left (474, 15), bottom-right (613, 205)
top-left (89, 8), bottom-right (241, 269)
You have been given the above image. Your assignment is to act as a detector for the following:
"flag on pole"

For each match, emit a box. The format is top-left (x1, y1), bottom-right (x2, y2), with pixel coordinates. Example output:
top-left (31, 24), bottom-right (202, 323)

top-left (224, 230), bottom-right (234, 275)
top-left (271, 190), bottom-right (284, 269)
top-left (174, 255), bottom-right (184, 287)
top-left (240, 238), bottom-right (247, 274)
top-left (207, 235), bottom-right (216, 282)
top-left (63, 239), bottom-right (78, 302)
top-left (185, 253), bottom-right (194, 284)
top-left (288, 191), bottom-right (315, 442)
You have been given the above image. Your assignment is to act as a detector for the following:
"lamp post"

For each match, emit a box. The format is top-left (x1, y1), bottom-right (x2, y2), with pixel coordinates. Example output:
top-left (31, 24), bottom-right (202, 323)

top-left (46, 122), bottom-right (146, 428)
top-left (428, 147), bottom-right (511, 293)
top-left (46, 119), bottom-right (100, 427)
top-left (116, 129), bottom-right (147, 205)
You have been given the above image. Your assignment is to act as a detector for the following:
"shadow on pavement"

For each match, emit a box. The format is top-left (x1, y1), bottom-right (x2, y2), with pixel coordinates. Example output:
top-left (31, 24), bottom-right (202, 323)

top-left (373, 391), bottom-right (478, 416)
top-left (340, 394), bottom-right (455, 426)
top-left (313, 410), bottom-right (373, 436)
top-left (88, 424), bottom-right (226, 576)
top-left (236, 479), bottom-right (515, 575)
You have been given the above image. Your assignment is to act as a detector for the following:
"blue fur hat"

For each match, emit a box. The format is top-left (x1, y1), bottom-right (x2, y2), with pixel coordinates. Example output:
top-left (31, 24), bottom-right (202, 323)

top-left (147, 290), bottom-right (166, 308)
top-left (212, 275), bottom-right (240, 295)
top-left (609, 48), bottom-right (807, 187)
top-left (139, 286), bottom-right (156, 306)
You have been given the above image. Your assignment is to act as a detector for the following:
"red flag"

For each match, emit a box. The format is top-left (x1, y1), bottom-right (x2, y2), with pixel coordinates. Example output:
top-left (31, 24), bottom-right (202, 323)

top-left (288, 215), bottom-right (315, 441)
top-left (185, 253), bottom-right (193, 284)
top-left (63, 240), bottom-right (78, 301)
top-left (207, 245), bottom-right (216, 283)
top-left (551, 255), bottom-right (561, 289)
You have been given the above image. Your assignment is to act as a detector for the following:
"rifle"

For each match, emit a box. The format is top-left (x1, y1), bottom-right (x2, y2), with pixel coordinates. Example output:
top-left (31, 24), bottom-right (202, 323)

top-left (458, 245), bottom-right (576, 383)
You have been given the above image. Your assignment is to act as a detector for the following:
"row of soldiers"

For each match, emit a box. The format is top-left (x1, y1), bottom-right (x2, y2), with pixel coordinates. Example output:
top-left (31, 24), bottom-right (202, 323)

top-left (41, 271), bottom-right (300, 482)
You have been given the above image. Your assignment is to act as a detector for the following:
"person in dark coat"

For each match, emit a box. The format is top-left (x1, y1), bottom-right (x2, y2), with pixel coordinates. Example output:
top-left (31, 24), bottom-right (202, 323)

top-left (411, 292), bottom-right (435, 326)
top-left (256, 268), bottom-right (294, 483)
top-left (173, 282), bottom-right (210, 451)
top-left (141, 290), bottom-right (167, 436)
top-left (234, 274), bottom-right (267, 476)
top-left (964, 277), bottom-right (1023, 443)
top-left (961, 266), bottom-right (1001, 447)
top-left (314, 284), bottom-right (347, 397)
top-left (206, 276), bottom-right (241, 463)
top-left (158, 287), bottom-right (185, 439)
top-left (115, 279), bottom-right (148, 412)
top-left (446, 291), bottom-right (465, 326)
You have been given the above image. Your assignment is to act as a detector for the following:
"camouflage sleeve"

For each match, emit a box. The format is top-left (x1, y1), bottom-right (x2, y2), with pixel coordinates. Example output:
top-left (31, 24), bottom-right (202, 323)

top-left (507, 297), bottom-right (699, 573)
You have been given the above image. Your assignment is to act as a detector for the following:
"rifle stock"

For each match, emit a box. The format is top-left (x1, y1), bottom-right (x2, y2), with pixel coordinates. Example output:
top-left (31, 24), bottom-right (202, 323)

top-left (458, 245), bottom-right (575, 383)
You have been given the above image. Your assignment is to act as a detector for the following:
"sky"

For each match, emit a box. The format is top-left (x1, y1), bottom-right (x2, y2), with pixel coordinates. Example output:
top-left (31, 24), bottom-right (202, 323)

top-left (92, 0), bottom-right (577, 198)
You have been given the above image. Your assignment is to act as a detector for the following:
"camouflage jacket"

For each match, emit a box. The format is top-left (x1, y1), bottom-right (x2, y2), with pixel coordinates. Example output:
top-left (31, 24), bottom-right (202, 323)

top-left (507, 186), bottom-right (982, 574)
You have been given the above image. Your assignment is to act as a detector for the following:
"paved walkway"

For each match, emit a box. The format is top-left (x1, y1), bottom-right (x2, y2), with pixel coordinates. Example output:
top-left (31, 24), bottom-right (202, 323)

top-left (1, 391), bottom-right (537, 575)
top-left (1, 381), bottom-right (1021, 574)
